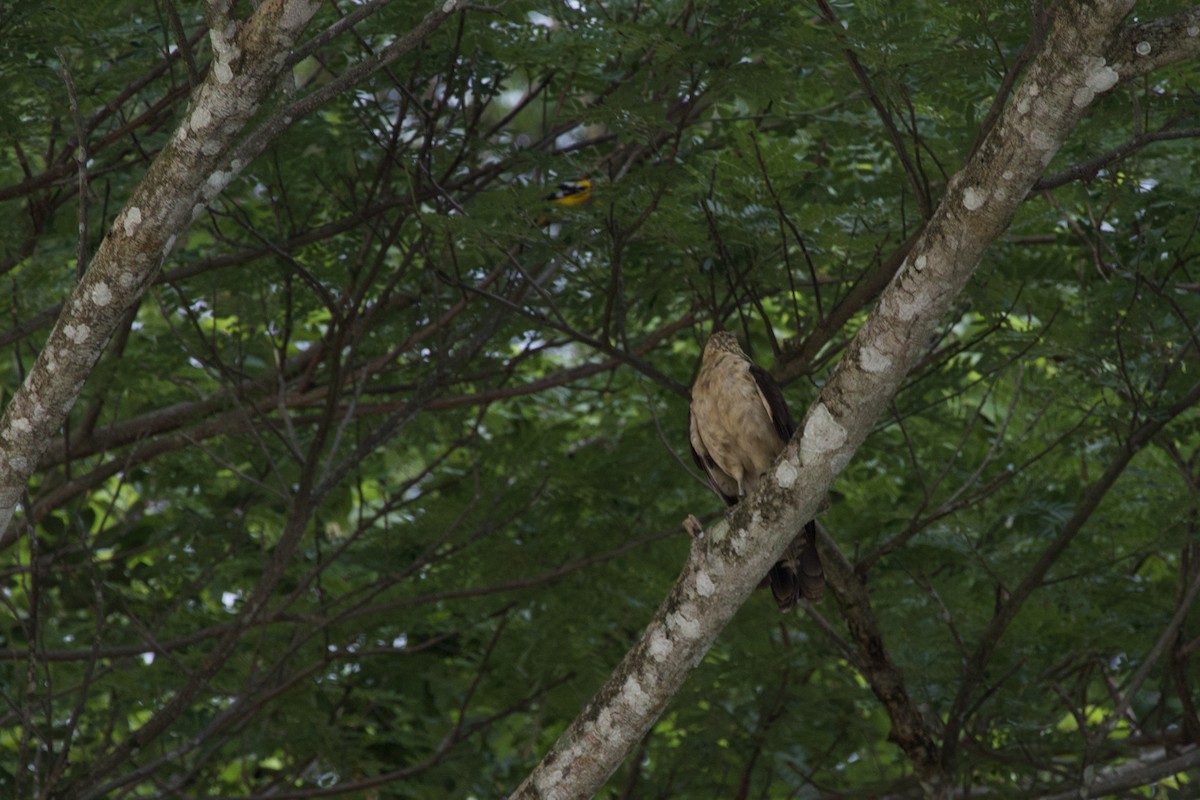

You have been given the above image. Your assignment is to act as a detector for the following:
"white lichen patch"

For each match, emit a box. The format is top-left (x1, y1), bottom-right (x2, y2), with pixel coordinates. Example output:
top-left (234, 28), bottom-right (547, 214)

top-left (900, 284), bottom-right (935, 321)
top-left (623, 675), bottom-right (652, 715)
top-left (774, 459), bottom-right (799, 489)
top-left (1189, 25), bottom-right (1199, 37)
top-left (91, 282), bottom-right (112, 307)
top-left (123, 206), bottom-right (142, 236)
top-left (1071, 56), bottom-right (1116, 108)
top-left (914, 254), bottom-right (928, 271)
top-left (962, 187), bottom-right (984, 211)
top-left (1135, 41), bottom-right (1152, 56)
top-left (594, 707), bottom-right (614, 737)
top-left (207, 170), bottom-right (230, 195)
top-left (1085, 62), bottom-right (1119, 93)
top-left (695, 569), bottom-right (716, 597)
top-left (192, 203), bottom-right (206, 221)
top-left (191, 106), bottom-right (212, 130)
top-left (801, 404), bottom-right (847, 463)
top-left (536, 763), bottom-right (566, 793)
top-left (213, 62), bottom-right (234, 84)
top-left (11, 417), bottom-right (31, 434)
top-left (119, 271), bottom-right (136, 288)
top-left (442, 0), bottom-right (458, 11)
top-left (859, 343), bottom-right (891, 373)
top-left (63, 323), bottom-right (91, 344)
top-left (1016, 95), bottom-right (1031, 115)
top-left (648, 629), bottom-right (672, 661)
top-left (668, 606), bottom-right (701, 639)
top-left (1002, 170), bottom-right (1014, 181)
top-left (731, 529), bottom-right (749, 555)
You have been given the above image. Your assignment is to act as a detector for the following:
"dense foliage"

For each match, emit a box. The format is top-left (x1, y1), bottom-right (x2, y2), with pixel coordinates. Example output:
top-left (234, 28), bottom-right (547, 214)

top-left (1, 0), bottom-right (1198, 797)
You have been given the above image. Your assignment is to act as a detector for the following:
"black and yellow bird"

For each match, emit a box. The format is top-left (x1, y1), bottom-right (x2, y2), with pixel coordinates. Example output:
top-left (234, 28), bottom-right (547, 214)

top-left (544, 178), bottom-right (593, 207)
top-left (688, 331), bottom-right (825, 610)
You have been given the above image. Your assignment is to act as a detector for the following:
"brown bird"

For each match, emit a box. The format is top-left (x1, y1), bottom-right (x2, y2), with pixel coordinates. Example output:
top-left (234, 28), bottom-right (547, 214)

top-left (688, 331), bottom-right (825, 609)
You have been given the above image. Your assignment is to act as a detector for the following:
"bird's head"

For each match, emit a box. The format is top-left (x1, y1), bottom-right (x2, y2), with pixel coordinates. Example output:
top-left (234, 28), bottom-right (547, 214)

top-left (705, 330), bottom-right (746, 360)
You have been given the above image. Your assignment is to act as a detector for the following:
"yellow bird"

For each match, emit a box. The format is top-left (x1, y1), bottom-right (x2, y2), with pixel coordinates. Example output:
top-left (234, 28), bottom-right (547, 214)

top-left (544, 178), bottom-right (593, 207)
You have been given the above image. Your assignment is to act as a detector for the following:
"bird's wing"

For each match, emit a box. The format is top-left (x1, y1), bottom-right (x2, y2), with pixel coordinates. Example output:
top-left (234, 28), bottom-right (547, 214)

top-left (688, 408), bottom-right (739, 506)
top-left (748, 363), bottom-right (795, 443)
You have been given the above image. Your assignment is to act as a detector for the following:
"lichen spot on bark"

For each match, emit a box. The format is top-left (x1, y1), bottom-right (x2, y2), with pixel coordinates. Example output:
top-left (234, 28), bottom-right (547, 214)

top-left (1189, 25), bottom-right (1199, 37)
top-left (648, 629), bottom-right (672, 661)
top-left (622, 675), bottom-right (652, 715)
top-left (63, 323), bottom-right (91, 344)
top-left (774, 459), bottom-right (798, 489)
top-left (91, 282), bottom-right (112, 307)
top-left (801, 403), bottom-right (847, 462)
top-left (695, 569), bottom-right (716, 597)
top-left (535, 763), bottom-right (565, 794)
top-left (859, 343), bottom-right (892, 373)
top-left (1084, 58), bottom-right (1119, 93)
top-left (1135, 41), bottom-right (1151, 56)
top-left (962, 187), bottom-right (984, 211)
top-left (207, 171), bottom-right (230, 195)
top-left (191, 106), bottom-right (212, 130)
top-left (669, 605), bottom-right (701, 639)
top-left (123, 207), bottom-right (142, 236)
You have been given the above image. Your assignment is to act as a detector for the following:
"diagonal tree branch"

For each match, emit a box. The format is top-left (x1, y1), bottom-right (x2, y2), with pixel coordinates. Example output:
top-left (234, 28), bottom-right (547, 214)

top-left (0, 0), bottom-right (468, 539)
top-left (511, 1), bottom-right (1140, 798)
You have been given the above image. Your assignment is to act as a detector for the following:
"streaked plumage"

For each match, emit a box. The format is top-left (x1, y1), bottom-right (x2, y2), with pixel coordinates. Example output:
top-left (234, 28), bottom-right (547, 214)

top-left (688, 331), bottom-right (825, 610)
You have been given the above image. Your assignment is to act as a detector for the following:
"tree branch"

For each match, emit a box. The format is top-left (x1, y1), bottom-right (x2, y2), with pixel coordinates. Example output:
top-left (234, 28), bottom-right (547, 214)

top-left (511, 2), bottom-right (1139, 797)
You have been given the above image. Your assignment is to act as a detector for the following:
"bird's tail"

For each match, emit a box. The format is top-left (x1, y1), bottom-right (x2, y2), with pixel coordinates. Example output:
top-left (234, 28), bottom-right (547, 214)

top-left (769, 520), bottom-right (826, 611)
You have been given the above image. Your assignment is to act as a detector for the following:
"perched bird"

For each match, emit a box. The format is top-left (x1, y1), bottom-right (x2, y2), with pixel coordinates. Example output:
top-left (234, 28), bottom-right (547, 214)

top-left (544, 178), bottom-right (593, 207)
top-left (688, 331), bottom-right (825, 610)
